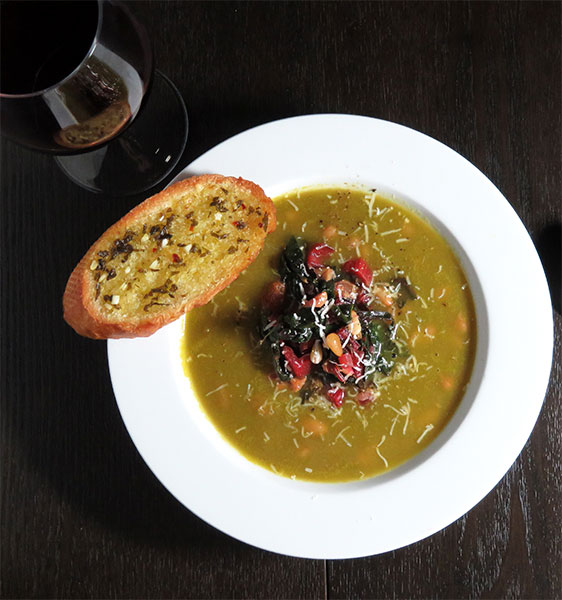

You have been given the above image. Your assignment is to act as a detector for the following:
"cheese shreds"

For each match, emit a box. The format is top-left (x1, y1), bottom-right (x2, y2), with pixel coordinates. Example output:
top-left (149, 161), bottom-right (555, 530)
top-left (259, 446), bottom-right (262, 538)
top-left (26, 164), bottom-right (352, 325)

top-left (389, 414), bottom-right (400, 436)
top-left (376, 435), bottom-right (389, 468)
top-left (402, 403), bottom-right (410, 435)
top-left (235, 426), bottom-right (247, 434)
top-left (292, 438), bottom-right (300, 448)
top-left (304, 467), bottom-right (313, 473)
top-left (263, 431), bottom-right (270, 442)
top-left (287, 199), bottom-right (299, 211)
top-left (335, 426), bottom-right (352, 447)
top-left (417, 424), bottom-right (434, 444)
top-left (354, 409), bottom-right (369, 429)
top-left (273, 387), bottom-right (287, 401)
top-left (364, 191), bottom-right (377, 218)
top-left (205, 383), bottom-right (228, 396)
top-left (380, 228), bottom-right (402, 236)
top-left (395, 238), bottom-right (409, 244)
top-left (384, 402), bottom-right (411, 435)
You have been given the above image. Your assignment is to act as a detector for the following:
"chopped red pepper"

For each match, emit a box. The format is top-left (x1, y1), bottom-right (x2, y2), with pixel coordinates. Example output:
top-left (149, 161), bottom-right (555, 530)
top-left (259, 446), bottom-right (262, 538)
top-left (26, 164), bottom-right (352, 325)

top-left (342, 258), bottom-right (373, 287)
top-left (172, 253), bottom-right (181, 263)
top-left (338, 353), bottom-right (355, 376)
top-left (306, 243), bottom-right (334, 269)
top-left (326, 386), bottom-right (345, 407)
top-left (282, 346), bottom-right (312, 378)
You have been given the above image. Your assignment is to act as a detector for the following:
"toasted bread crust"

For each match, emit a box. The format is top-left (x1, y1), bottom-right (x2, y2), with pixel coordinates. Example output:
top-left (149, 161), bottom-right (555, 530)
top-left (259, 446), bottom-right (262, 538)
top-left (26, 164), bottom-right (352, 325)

top-left (63, 175), bottom-right (275, 339)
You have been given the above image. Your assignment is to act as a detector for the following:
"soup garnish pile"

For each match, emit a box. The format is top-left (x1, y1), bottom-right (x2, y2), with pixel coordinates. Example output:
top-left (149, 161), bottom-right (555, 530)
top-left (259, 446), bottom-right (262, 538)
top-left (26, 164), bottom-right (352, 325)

top-left (182, 187), bottom-right (476, 482)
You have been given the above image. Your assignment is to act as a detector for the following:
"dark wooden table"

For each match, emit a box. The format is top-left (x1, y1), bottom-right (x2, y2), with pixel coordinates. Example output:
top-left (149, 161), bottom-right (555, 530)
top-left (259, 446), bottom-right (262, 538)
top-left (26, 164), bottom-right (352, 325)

top-left (2, 1), bottom-right (561, 598)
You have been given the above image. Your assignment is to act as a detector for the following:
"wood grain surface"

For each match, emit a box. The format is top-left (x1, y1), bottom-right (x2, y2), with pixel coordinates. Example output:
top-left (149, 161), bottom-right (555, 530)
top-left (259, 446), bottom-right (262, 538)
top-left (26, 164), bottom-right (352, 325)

top-left (1, 1), bottom-right (560, 598)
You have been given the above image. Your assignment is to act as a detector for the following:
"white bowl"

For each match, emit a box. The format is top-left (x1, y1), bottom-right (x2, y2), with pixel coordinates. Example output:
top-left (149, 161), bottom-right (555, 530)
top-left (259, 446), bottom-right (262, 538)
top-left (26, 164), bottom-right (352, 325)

top-left (108, 115), bottom-right (553, 559)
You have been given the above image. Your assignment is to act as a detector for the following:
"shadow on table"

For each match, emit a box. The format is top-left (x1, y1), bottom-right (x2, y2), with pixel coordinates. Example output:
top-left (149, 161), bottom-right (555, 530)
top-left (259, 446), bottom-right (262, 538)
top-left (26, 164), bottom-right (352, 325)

top-left (16, 330), bottom-right (234, 552)
top-left (534, 222), bottom-right (561, 315)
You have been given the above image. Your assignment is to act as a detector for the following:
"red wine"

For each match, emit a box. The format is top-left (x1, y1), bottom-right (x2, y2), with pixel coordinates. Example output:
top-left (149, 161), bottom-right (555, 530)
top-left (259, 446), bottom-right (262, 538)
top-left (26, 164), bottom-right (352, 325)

top-left (1, 1), bottom-right (99, 95)
top-left (0, 0), bottom-right (152, 154)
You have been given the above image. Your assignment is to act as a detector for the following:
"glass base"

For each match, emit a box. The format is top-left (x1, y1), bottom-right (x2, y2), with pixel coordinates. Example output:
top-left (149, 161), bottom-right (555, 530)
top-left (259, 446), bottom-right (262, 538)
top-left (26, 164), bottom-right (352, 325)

top-left (55, 70), bottom-right (188, 196)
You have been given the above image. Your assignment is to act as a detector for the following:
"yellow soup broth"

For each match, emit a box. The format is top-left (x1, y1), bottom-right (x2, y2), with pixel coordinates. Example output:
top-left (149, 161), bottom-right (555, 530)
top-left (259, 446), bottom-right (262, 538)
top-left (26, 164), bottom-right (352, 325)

top-left (182, 187), bottom-right (476, 482)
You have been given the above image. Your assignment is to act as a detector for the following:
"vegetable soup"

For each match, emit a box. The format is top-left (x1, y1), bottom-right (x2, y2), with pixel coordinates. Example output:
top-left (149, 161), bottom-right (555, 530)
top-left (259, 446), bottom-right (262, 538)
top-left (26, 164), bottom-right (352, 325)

top-left (182, 187), bottom-right (476, 482)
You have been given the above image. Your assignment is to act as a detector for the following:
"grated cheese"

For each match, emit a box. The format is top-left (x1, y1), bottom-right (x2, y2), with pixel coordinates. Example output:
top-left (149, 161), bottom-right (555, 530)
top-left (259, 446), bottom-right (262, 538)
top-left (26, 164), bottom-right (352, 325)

top-left (206, 383), bottom-right (228, 396)
top-left (376, 435), bottom-right (389, 468)
top-left (417, 424), bottom-right (434, 444)
top-left (364, 191), bottom-right (377, 218)
top-left (389, 413), bottom-right (399, 436)
top-left (335, 426), bottom-right (352, 447)
top-left (379, 228), bottom-right (402, 236)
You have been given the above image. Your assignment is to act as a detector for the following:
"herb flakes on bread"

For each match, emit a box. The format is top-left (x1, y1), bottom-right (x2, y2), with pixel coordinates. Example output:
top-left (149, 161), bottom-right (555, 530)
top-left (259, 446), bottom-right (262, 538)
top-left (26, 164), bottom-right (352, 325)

top-left (63, 174), bottom-right (276, 339)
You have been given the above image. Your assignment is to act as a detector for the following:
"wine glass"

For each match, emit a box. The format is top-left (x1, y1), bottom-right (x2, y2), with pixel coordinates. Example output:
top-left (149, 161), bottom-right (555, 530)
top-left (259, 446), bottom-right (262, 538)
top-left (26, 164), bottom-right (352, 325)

top-left (0, 0), bottom-right (188, 196)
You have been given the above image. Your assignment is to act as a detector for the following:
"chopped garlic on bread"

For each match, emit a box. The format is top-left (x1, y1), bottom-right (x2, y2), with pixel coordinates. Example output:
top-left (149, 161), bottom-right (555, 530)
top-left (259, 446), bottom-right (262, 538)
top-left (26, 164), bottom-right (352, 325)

top-left (63, 174), bottom-right (276, 339)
